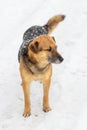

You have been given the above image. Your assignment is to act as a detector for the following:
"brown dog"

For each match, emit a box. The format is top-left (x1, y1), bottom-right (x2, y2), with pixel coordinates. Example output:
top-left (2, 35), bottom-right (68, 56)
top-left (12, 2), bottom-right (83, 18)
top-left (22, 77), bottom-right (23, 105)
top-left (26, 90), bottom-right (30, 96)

top-left (19, 15), bottom-right (65, 117)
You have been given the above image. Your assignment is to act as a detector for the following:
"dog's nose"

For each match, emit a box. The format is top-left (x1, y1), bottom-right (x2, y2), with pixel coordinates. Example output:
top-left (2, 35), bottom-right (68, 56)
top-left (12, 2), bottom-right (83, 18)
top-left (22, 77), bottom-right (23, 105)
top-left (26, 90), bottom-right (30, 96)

top-left (62, 15), bottom-right (66, 20)
top-left (59, 56), bottom-right (64, 62)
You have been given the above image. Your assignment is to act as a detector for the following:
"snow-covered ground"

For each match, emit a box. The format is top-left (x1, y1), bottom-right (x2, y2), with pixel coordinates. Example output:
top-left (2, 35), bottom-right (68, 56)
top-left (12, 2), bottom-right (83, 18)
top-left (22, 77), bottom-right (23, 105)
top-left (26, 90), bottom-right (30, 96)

top-left (0, 0), bottom-right (87, 130)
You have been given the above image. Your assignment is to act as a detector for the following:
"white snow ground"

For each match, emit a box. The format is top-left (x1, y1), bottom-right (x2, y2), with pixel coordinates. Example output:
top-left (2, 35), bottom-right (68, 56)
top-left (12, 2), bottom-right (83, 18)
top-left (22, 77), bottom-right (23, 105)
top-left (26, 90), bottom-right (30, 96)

top-left (0, 0), bottom-right (87, 130)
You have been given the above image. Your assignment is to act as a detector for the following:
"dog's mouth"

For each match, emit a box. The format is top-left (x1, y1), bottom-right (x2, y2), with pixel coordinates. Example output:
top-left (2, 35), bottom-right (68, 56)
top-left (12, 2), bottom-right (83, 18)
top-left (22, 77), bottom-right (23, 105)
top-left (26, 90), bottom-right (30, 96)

top-left (48, 55), bottom-right (64, 64)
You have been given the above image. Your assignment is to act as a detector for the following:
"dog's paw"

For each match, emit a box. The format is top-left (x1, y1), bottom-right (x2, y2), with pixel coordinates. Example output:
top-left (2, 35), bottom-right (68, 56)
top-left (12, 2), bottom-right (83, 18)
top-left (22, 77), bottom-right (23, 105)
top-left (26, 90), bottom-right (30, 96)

top-left (23, 110), bottom-right (31, 117)
top-left (43, 106), bottom-right (52, 112)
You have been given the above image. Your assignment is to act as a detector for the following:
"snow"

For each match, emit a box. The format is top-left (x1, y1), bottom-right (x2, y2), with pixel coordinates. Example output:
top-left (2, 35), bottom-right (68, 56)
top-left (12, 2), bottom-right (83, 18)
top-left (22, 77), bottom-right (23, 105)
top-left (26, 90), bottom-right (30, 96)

top-left (0, 0), bottom-right (87, 130)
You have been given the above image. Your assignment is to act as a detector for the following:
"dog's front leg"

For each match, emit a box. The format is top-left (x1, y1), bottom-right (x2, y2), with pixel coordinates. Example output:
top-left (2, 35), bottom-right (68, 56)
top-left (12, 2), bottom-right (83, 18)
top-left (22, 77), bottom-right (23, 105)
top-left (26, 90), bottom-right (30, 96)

top-left (22, 81), bottom-right (31, 117)
top-left (43, 78), bottom-right (51, 112)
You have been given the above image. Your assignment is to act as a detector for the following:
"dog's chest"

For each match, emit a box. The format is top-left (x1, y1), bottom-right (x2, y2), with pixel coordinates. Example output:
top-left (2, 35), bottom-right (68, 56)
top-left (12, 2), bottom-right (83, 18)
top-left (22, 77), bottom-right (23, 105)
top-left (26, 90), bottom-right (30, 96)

top-left (32, 65), bottom-right (52, 81)
top-left (33, 73), bottom-right (49, 81)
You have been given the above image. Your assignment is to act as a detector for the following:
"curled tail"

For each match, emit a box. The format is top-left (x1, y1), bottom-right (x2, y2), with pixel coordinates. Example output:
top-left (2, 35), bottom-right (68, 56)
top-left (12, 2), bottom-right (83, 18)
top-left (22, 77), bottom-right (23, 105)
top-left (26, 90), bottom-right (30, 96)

top-left (44, 15), bottom-right (65, 34)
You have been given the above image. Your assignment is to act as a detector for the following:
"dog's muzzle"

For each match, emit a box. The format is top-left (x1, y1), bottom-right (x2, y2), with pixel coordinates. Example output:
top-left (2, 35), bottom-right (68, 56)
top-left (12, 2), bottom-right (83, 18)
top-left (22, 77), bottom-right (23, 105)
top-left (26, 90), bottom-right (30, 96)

top-left (48, 52), bottom-right (64, 64)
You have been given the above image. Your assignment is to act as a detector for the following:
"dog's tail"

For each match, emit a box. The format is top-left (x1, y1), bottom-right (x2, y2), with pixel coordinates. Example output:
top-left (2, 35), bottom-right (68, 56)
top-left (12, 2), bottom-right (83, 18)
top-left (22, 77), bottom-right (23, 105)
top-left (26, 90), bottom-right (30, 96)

top-left (44, 15), bottom-right (65, 34)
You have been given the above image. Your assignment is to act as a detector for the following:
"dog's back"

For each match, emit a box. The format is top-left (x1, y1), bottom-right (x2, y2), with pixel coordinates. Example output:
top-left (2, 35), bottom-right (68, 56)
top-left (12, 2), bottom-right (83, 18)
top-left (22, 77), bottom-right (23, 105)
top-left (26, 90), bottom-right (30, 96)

top-left (23, 15), bottom-right (65, 41)
top-left (23, 25), bottom-right (48, 41)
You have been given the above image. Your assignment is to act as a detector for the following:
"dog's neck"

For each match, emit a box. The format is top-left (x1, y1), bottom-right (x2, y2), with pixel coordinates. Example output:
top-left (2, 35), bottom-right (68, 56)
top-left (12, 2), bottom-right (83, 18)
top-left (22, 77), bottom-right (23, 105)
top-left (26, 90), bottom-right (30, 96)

top-left (23, 55), bottom-right (50, 74)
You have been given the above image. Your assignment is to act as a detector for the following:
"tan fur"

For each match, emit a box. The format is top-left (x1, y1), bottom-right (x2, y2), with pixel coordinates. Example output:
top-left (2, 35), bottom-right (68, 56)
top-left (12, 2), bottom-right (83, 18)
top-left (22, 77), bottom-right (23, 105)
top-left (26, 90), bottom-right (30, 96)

top-left (19, 15), bottom-right (65, 117)
top-left (45, 15), bottom-right (65, 34)
top-left (20, 54), bottom-right (52, 117)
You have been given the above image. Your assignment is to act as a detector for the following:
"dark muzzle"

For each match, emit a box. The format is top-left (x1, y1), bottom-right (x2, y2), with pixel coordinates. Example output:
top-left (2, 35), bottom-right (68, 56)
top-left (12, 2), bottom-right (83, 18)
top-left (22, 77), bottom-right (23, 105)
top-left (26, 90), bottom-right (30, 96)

top-left (48, 52), bottom-right (64, 64)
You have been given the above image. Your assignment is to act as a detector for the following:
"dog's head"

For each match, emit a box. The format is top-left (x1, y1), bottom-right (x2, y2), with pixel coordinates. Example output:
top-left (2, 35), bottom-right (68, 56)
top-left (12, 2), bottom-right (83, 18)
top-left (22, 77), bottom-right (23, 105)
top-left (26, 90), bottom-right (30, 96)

top-left (27, 35), bottom-right (64, 67)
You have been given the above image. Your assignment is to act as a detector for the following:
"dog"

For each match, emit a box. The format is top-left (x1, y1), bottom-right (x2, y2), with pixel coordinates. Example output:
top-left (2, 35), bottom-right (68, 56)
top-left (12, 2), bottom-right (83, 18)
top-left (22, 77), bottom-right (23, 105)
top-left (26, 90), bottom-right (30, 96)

top-left (18, 14), bottom-right (65, 117)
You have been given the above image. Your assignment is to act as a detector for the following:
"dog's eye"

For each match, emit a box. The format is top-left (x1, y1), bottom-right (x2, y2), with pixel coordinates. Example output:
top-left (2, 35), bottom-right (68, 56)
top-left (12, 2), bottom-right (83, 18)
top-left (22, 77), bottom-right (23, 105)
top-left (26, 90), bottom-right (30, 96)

top-left (47, 47), bottom-right (52, 52)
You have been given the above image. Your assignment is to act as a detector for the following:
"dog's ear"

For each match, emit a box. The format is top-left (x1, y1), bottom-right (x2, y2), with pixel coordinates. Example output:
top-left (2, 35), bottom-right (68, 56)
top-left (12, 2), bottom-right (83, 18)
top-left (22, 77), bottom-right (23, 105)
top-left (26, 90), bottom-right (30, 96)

top-left (30, 41), bottom-right (40, 53)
